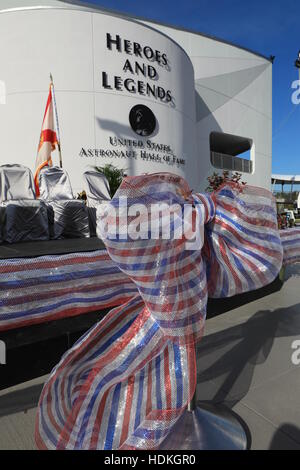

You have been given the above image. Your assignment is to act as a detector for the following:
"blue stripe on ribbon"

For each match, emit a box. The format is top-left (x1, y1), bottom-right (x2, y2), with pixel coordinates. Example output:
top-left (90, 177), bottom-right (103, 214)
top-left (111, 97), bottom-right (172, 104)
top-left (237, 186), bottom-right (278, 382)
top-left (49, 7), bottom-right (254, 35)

top-left (155, 354), bottom-right (162, 441)
top-left (217, 189), bottom-right (275, 215)
top-left (104, 383), bottom-right (122, 450)
top-left (40, 400), bottom-right (59, 447)
top-left (216, 210), bottom-right (281, 244)
top-left (1, 287), bottom-right (138, 321)
top-left (282, 238), bottom-right (300, 246)
top-left (231, 251), bottom-right (255, 291)
top-left (54, 379), bottom-right (64, 427)
top-left (66, 313), bottom-right (139, 420)
top-left (116, 250), bottom-right (191, 273)
top-left (139, 269), bottom-right (205, 297)
top-left (155, 355), bottom-right (162, 410)
top-left (134, 368), bottom-right (145, 430)
top-left (220, 264), bottom-right (229, 297)
top-left (157, 309), bottom-right (206, 329)
top-left (75, 321), bottom-right (160, 448)
top-left (220, 234), bottom-right (278, 276)
top-left (173, 343), bottom-right (183, 409)
top-left (0, 266), bottom-right (121, 290)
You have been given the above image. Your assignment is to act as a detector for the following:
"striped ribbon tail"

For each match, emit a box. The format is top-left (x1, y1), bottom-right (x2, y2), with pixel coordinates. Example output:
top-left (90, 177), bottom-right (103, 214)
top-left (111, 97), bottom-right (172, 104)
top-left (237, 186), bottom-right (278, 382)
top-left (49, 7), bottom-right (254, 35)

top-left (36, 173), bottom-right (211, 449)
top-left (280, 228), bottom-right (300, 266)
top-left (35, 175), bottom-right (286, 450)
top-left (204, 183), bottom-right (283, 298)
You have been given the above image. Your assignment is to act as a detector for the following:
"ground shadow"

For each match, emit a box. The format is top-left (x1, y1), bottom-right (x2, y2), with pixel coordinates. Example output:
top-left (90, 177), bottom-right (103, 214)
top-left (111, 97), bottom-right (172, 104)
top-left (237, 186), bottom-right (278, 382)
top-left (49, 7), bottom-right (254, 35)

top-left (269, 423), bottom-right (300, 449)
top-left (197, 303), bottom-right (300, 407)
top-left (283, 263), bottom-right (300, 282)
top-left (0, 383), bottom-right (44, 417)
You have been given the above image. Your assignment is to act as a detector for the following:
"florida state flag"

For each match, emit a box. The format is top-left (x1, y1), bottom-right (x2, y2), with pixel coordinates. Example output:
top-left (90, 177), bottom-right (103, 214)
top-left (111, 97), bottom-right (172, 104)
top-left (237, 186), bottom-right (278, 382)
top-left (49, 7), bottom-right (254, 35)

top-left (34, 86), bottom-right (58, 196)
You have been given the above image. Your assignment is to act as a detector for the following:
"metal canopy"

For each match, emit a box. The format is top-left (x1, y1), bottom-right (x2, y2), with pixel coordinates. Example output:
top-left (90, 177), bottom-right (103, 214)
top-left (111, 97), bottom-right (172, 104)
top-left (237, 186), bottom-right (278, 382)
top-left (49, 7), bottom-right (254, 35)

top-left (272, 174), bottom-right (300, 185)
top-left (210, 132), bottom-right (252, 156)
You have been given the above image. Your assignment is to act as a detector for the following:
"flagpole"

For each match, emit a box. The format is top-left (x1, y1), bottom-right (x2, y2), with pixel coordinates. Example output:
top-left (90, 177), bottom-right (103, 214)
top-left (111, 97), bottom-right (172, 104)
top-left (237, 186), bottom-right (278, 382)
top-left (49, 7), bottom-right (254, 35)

top-left (50, 73), bottom-right (63, 168)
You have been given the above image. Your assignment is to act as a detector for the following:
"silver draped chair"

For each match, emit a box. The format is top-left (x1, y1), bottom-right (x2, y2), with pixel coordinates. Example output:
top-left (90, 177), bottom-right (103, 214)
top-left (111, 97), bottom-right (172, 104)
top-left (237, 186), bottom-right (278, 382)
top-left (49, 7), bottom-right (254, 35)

top-left (0, 209), bottom-right (3, 243)
top-left (0, 168), bottom-right (3, 244)
top-left (39, 166), bottom-right (90, 239)
top-left (83, 169), bottom-right (111, 237)
top-left (0, 164), bottom-right (49, 243)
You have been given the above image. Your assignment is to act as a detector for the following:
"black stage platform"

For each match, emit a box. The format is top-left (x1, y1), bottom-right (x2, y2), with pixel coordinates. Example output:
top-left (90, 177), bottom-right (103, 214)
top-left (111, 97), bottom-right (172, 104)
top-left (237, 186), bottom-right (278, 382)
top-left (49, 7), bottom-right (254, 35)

top-left (0, 273), bottom-right (285, 391)
top-left (0, 238), bottom-right (285, 390)
top-left (0, 237), bottom-right (105, 259)
top-left (0, 309), bottom-right (109, 391)
top-left (0, 237), bottom-right (109, 389)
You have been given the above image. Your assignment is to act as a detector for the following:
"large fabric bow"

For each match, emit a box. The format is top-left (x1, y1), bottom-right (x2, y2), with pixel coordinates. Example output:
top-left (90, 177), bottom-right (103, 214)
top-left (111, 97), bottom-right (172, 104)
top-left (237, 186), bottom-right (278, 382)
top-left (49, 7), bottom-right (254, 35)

top-left (36, 173), bottom-right (283, 450)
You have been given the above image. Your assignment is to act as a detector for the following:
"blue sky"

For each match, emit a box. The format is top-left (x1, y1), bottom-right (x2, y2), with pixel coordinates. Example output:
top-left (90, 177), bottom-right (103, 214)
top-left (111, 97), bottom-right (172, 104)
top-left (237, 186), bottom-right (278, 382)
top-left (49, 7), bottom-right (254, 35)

top-left (84, 0), bottom-right (300, 176)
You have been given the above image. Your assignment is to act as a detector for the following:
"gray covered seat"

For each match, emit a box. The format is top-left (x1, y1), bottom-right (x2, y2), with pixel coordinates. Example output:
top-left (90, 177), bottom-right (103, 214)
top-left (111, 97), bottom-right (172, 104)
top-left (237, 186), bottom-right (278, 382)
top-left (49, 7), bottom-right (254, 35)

top-left (0, 207), bottom-right (5, 244)
top-left (83, 169), bottom-right (111, 237)
top-left (0, 164), bottom-right (49, 243)
top-left (39, 166), bottom-right (90, 239)
top-left (0, 167), bottom-right (4, 244)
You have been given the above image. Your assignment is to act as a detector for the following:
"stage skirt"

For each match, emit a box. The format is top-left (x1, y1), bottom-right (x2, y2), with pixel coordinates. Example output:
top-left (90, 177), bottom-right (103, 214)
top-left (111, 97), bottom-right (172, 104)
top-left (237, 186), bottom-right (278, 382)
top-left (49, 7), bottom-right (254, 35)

top-left (0, 250), bottom-right (137, 331)
top-left (280, 228), bottom-right (300, 266)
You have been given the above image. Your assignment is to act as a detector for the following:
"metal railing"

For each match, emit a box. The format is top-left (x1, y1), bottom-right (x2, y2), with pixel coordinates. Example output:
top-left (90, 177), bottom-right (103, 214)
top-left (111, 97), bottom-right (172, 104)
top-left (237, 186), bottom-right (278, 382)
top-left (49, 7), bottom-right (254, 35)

top-left (211, 151), bottom-right (253, 174)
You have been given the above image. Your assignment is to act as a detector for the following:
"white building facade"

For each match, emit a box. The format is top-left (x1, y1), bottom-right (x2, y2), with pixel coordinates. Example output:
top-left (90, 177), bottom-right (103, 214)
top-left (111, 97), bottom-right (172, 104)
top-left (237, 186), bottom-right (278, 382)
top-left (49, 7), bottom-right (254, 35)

top-left (0, 0), bottom-right (272, 193)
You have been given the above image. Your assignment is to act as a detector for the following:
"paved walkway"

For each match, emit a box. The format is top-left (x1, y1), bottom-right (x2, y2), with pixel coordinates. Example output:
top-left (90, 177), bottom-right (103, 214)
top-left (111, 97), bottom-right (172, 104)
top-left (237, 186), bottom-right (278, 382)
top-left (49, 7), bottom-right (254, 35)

top-left (197, 263), bottom-right (300, 449)
top-left (0, 263), bottom-right (300, 449)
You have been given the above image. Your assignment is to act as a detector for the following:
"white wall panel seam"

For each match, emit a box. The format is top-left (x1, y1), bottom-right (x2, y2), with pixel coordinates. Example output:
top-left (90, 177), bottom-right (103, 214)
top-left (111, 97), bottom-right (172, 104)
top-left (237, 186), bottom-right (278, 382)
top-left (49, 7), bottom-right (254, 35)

top-left (195, 84), bottom-right (272, 121)
top-left (91, 12), bottom-right (96, 152)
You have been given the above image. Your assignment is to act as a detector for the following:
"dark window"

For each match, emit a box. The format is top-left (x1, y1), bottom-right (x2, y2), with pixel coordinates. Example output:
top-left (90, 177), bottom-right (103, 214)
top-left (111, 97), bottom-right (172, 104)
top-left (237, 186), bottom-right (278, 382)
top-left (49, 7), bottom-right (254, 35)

top-left (210, 132), bottom-right (253, 174)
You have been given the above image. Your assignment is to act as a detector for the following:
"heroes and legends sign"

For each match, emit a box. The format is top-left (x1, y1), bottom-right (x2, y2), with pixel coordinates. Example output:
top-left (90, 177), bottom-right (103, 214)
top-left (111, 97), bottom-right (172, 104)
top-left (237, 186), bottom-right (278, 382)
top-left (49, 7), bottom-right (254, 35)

top-left (101, 33), bottom-right (174, 104)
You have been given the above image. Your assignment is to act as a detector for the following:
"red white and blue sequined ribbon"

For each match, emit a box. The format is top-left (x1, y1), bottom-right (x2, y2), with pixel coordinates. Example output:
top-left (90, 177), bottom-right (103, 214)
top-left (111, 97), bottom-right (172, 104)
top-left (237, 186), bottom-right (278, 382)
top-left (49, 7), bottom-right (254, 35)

top-left (35, 173), bottom-right (283, 450)
top-left (280, 228), bottom-right (300, 266)
top-left (0, 250), bottom-right (136, 331)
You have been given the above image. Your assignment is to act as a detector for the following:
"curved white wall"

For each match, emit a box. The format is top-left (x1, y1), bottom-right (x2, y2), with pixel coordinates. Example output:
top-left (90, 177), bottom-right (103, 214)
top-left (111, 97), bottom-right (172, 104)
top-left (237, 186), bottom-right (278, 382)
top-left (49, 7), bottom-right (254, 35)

top-left (0, 7), bottom-right (197, 194)
top-left (142, 20), bottom-right (272, 190)
top-left (0, 3), bottom-right (272, 193)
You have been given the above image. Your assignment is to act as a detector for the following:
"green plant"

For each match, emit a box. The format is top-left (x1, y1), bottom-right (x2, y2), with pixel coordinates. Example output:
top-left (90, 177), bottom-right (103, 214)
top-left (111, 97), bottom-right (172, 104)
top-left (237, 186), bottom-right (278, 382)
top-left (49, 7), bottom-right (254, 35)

top-left (77, 190), bottom-right (87, 202)
top-left (206, 170), bottom-right (246, 192)
top-left (95, 164), bottom-right (126, 198)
